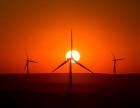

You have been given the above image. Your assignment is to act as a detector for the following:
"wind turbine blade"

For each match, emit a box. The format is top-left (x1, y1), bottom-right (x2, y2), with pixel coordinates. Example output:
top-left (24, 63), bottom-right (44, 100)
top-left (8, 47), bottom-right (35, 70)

top-left (116, 58), bottom-right (124, 61)
top-left (71, 29), bottom-right (73, 58)
top-left (52, 60), bottom-right (69, 72)
top-left (29, 60), bottom-right (38, 63)
top-left (73, 60), bottom-right (94, 74)
top-left (110, 51), bottom-right (116, 60)
top-left (25, 49), bottom-right (29, 60)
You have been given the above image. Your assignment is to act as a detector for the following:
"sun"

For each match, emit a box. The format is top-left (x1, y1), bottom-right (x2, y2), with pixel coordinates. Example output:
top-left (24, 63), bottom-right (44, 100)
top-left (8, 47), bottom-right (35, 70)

top-left (66, 50), bottom-right (80, 63)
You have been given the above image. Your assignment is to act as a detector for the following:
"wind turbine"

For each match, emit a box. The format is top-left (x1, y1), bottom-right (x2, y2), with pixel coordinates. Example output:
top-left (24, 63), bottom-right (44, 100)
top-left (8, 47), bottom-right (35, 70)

top-left (24, 51), bottom-right (38, 74)
top-left (52, 30), bottom-right (94, 94)
top-left (112, 53), bottom-right (124, 80)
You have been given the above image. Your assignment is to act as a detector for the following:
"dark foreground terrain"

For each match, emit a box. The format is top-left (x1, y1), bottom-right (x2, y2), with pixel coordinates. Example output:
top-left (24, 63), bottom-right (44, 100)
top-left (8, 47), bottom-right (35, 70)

top-left (0, 73), bottom-right (140, 108)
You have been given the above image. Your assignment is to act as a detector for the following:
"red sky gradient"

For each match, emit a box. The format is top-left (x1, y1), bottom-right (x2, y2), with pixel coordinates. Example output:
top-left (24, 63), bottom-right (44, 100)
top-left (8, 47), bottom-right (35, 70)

top-left (0, 0), bottom-right (140, 74)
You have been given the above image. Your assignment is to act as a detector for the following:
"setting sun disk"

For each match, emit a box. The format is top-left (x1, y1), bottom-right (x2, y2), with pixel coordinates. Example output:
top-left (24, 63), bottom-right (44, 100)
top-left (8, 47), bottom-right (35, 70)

top-left (66, 50), bottom-right (80, 63)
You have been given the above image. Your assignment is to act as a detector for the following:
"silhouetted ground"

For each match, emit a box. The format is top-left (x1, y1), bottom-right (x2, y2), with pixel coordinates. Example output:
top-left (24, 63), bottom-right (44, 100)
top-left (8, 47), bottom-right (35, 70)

top-left (0, 73), bottom-right (140, 108)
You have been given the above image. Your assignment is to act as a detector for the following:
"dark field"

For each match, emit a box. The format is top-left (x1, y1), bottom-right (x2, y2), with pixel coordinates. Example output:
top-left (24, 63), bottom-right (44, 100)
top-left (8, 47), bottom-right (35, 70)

top-left (0, 73), bottom-right (140, 108)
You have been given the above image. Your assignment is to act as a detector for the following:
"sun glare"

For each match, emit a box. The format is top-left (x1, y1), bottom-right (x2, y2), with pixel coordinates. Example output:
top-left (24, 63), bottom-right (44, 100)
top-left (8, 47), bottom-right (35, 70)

top-left (66, 50), bottom-right (80, 63)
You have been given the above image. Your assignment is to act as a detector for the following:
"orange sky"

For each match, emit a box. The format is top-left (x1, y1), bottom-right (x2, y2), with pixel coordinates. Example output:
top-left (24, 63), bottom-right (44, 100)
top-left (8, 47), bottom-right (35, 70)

top-left (0, 0), bottom-right (140, 74)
